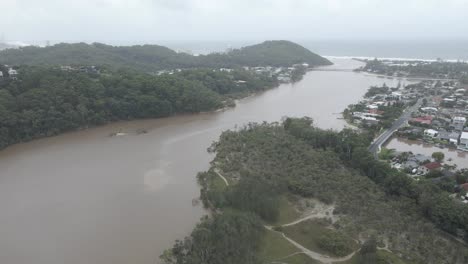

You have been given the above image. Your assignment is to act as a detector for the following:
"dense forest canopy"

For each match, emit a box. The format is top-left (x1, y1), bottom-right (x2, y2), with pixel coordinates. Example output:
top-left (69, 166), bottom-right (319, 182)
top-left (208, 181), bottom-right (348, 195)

top-left (0, 66), bottom-right (277, 149)
top-left (0, 40), bottom-right (332, 72)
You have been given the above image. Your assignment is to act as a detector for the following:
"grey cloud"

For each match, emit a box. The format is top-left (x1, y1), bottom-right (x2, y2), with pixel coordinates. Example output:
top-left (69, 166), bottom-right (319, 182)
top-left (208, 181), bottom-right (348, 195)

top-left (1, 0), bottom-right (467, 45)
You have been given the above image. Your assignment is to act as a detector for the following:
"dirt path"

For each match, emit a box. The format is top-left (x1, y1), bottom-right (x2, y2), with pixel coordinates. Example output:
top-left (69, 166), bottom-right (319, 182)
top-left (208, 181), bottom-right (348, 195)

top-left (284, 202), bottom-right (338, 227)
top-left (213, 172), bottom-right (360, 263)
top-left (213, 168), bottom-right (229, 186)
top-left (265, 226), bottom-right (359, 264)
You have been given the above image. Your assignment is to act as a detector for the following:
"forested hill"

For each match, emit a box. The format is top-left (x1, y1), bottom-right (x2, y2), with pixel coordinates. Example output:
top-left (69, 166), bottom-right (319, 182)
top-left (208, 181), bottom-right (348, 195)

top-left (217, 40), bottom-right (332, 67)
top-left (0, 41), bottom-right (331, 71)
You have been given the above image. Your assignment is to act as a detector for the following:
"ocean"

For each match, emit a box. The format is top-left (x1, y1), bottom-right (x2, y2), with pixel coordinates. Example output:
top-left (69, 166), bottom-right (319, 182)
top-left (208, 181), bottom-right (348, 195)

top-left (159, 39), bottom-right (468, 61)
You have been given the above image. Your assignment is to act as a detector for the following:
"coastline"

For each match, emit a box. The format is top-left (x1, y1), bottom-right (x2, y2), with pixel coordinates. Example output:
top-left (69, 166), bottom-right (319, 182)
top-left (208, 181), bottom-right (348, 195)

top-left (324, 55), bottom-right (468, 63)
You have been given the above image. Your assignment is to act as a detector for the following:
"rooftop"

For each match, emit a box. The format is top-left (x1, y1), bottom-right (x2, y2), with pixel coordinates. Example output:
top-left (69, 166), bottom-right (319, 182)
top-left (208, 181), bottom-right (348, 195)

top-left (424, 162), bottom-right (442, 170)
top-left (410, 116), bottom-right (433, 125)
top-left (461, 132), bottom-right (468, 140)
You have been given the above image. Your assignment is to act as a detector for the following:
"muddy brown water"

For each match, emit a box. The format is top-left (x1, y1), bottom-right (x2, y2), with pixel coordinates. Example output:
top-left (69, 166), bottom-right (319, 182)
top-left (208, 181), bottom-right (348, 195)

top-left (0, 59), bottom-right (415, 264)
top-left (385, 137), bottom-right (468, 169)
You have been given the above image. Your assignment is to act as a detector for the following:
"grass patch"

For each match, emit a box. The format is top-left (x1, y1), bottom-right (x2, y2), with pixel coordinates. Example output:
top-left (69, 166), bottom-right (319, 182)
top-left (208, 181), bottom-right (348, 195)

top-left (257, 229), bottom-right (299, 263)
top-left (271, 195), bottom-right (302, 226)
top-left (335, 250), bottom-right (413, 264)
top-left (282, 219), bottom-right (358, 257)
top-left (282, 253), bottom-right (320, 264)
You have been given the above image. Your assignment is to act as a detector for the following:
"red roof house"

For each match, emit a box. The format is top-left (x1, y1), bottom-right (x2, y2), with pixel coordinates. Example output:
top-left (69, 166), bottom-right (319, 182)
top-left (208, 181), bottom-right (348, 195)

top-left (410, 116), bottom-right (433, 125)
top-left (424, 162), bottom-right (442, 170)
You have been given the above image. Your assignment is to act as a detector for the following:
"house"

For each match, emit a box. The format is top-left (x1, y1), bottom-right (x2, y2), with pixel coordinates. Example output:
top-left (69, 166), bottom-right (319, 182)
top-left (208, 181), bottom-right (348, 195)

top-left (0, 71), bottom-right (3, 78)
top-left (421, 107), bottom-right (438, 114)
top-left (460, 132), bottom-right (468, 148)
top-left (423, 162), bottom-right (442, 173)
top-left (410, 116), bottom-right (433, 126)
top-left (442, 98), bottom-right (456, 107)
top-left (402, 160), bottom-right (419, 171)
top-left (452, 116), bottom-right (466, 131)
top-left (424, 129), bottom-right (438, 138)
top-left (437, 131), bottom-right (460, 145)
top-left (418, 166), bottom-right (429, 175)
top-left (8, 68), bottom-right (18, 79)
top-left (361, 116), bottom-right (379, 125)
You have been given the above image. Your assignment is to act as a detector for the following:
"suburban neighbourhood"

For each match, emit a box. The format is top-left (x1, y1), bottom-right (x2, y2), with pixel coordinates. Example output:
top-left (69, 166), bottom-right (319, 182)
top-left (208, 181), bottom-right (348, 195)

top-left (345, 59), bottom-right (468, 205)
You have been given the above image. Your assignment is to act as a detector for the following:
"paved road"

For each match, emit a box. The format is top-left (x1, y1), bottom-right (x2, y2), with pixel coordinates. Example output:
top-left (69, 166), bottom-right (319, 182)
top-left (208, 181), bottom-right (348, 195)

top-left (369, 98), bottom-right (424, 158)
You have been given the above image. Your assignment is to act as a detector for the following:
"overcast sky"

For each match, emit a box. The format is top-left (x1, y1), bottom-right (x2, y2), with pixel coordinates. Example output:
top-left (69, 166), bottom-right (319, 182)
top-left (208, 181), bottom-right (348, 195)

top-left (2, 0), bottom-right (468, 45)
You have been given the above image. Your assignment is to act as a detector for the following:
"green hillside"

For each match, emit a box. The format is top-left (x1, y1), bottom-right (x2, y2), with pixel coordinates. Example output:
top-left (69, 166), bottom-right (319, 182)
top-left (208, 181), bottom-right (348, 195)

top-left (0, 41), bottom-right (331, 71)
top-left (219, 40), bottom-right (332, 67)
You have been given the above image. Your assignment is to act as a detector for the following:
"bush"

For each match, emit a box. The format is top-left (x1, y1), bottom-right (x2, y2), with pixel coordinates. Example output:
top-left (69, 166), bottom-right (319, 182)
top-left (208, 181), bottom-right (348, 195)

top-left (317, 232), bottom-right (355, 257)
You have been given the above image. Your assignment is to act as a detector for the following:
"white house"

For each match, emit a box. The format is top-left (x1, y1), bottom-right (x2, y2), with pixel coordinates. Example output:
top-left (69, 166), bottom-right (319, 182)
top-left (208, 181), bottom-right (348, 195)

top-left (424, 129), bottom-right (438, 138)
top-left (460, 132), bottom-right (468, 148)
top-left (453, 116), bottom-right (466, 125)
top-left (362, 116), bottom-right (379, 125)
top-left (0, 71), bottom-right (3, 78)
top-left (8, 68), bottom-right (18, 79)
top-left (421, 107), bottom-right (438, 114)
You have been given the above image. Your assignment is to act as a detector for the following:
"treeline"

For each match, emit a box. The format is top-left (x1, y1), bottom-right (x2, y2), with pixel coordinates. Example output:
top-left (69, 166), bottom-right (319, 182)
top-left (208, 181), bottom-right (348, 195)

top-left (284, 118), bottom-right (468, 242)
top-left (363, 59), bottom-right (468, 79)
top-left (160, 211), bottom-right (264, 264)
top-left (0, 41), bottom-right (331, 72)
top-left (0, 66), bottom-right (276, 149)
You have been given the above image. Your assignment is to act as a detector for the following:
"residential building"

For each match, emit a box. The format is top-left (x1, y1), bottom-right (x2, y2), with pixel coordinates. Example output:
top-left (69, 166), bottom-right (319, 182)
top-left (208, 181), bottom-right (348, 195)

top-left (452, 116), bottom-right (466, 131)
top-left (437, 131), bottom-right (460, 145)
top-left (410, 116), bottom-right (433, 126)
top-left (420, 107), bottom-right (438, 114)
top-left (460, 132), bottom-right (468, 148)
top-left (424, 129), bottom-right (438, 138)
top-left (0, 71), bottom-right (3, 78)
top-left (402, 160), bottom-right (419, 171)
top-left (361, 116), bottom-right (379, 125)
top-left (8, 68), bottom-right (18, 79)
top-left (418, 162), bottom-right (442, 175)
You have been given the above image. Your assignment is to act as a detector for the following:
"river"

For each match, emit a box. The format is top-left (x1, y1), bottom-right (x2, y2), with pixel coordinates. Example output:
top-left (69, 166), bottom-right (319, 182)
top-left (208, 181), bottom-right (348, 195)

top-left (0, 58), bottom-right (411, 264)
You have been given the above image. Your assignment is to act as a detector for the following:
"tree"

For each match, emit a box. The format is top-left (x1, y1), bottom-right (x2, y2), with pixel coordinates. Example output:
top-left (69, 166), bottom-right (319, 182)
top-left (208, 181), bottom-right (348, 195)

top-left (455, 169), bottom-right (468, 184)
top-left (432, 152), bottom-right (445, 162)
